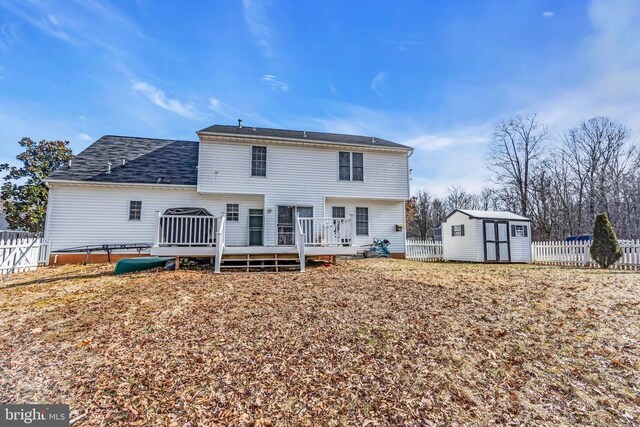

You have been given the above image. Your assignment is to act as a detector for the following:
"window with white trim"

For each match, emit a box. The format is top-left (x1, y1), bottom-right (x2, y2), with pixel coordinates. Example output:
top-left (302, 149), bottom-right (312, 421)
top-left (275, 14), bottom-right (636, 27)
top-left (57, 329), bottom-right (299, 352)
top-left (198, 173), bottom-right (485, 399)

top-left (251, 146), bottom-right (267, 176)
top-left (129, 201), bottom-right (142, 220)
top-left (356, 207), bottom-right (369, 236)
top-left (339, 152), bottom-right (351, 180)
top-left (332, 206), bottom-right (346, 218)
top-left (451, 224), bottom-right (464, 237)
top-left (338, 152), bottom-right (364, 181)
top-left (511, 224), bottom-right (528, 237)
top-left (226, 203), bottom-right (239, 221)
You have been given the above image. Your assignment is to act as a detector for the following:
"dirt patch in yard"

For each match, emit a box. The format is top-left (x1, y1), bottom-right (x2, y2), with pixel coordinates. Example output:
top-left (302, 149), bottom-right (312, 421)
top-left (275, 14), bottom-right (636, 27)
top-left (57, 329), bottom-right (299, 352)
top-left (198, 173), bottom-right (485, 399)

top-left (0, 260), bottom-right (639, 426)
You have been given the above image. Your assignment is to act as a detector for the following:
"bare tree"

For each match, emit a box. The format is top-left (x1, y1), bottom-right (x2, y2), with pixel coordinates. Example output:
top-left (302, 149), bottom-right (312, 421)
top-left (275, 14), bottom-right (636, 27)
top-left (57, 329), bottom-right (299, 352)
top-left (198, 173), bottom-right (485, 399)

top-left (406, 190), bottom-right (447, 239)
top-left (561, 117), bottom-right (633, 233)
top-left (488, 114), bottom-right (549, 217)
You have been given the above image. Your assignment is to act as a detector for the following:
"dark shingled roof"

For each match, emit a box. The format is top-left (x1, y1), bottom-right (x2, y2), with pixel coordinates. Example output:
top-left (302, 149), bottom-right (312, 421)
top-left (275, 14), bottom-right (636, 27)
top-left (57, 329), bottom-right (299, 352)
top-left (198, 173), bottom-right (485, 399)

top-left (47, 135), bottom-right (199, 185)
top-left (198, 124), bottom-right (412, 150)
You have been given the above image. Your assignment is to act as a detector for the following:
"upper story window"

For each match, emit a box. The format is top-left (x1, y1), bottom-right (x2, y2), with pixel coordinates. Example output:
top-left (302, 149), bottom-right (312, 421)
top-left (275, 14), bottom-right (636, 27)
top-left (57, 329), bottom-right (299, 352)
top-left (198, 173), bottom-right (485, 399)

top-left (226, 203), bottom-right (239, 221)
top-left (339, 152), bottom-right (364, 181)
top-left (511, 224), bottom-right (528, 237)
top-left (451, 224), bottom-right (465, 237)
top-left (129, 201), bottom-right (142, 220)
top-left (251, 146), bottom-right (267, 176)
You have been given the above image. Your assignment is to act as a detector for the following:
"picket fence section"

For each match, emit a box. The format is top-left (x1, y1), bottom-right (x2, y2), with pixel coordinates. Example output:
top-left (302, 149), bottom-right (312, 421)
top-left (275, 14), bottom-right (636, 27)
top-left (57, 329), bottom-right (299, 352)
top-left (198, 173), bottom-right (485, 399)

top-left (406, 239), bottom-right (443, 261)
top-left (0, 237), bottom-right (48, 276)
top-left (532, 240), bottom-right (640, 270)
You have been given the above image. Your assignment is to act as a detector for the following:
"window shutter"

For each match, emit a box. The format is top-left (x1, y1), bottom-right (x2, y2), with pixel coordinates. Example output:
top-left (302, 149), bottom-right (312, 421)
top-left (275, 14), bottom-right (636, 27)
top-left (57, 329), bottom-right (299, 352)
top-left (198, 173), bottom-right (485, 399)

top-left (524, 226), bottom-right (528, 237)
top-left (451, 225), bottom-right (455, 236)
top-left (461, 225), bottom-right (465, 236)
top-left (511, 224), bottom-right (516, 237)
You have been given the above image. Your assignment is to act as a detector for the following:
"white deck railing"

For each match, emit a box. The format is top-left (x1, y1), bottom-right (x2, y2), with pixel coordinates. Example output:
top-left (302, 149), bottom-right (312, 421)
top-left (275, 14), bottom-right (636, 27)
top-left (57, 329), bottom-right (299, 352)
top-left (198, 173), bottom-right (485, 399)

top-left (214, 217), bottom-right (226, 273)
top-left (295, 214), bottom-right (306, 272)
top-left (155, 213), bottom-right (218, 247)
top-left (297, 215), bottom-right (355, 246)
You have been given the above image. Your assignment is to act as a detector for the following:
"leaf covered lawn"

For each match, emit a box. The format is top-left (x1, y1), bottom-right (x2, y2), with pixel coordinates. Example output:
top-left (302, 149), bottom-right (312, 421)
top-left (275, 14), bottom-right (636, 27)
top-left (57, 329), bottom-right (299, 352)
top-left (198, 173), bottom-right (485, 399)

top-left (1, 259), bottom-right (639, 426)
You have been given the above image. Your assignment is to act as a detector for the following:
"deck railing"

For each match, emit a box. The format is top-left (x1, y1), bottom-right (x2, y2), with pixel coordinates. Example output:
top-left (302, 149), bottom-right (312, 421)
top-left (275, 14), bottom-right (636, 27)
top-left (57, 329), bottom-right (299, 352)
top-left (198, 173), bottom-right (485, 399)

top-left (297, 215), bottom-right (355, 246)
top-left (155, 213), bottom-right (218, 247)
top-left (214, 217), bottom-right (226, 273)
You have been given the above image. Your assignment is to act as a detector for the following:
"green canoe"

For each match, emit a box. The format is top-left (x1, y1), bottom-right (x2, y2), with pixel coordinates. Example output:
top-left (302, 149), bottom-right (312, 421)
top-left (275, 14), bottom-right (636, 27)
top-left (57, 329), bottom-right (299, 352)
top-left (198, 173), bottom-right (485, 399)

top-left (114, 257), bottom-right (174, 275)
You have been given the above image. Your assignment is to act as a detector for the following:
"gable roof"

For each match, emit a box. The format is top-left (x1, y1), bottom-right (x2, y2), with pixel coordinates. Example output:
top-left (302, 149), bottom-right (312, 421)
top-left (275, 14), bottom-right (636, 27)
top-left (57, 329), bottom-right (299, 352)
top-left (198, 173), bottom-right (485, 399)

top-left (46, 135), bottom-right (198, 186)
top-left (198, 124), bottom-right (412, 150)
top-left (447, 209), bottom-right (531, 221)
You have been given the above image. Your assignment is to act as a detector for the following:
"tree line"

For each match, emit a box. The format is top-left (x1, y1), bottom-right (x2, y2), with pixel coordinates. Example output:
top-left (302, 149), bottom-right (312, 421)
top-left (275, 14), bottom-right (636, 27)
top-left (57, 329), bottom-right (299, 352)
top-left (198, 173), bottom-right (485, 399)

top-left (406, 115), bottom-right (639, 240)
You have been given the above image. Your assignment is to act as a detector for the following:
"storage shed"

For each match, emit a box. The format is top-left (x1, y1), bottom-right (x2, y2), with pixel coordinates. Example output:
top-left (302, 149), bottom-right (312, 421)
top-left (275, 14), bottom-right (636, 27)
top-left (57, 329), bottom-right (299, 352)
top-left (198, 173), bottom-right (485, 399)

top-left (442, 209), bottom-right (532, 263)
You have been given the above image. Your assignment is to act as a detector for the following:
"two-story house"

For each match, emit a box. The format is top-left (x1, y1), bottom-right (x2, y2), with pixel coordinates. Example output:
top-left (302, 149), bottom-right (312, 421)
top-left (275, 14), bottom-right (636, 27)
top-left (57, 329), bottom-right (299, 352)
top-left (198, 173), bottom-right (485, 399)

top-left (44, 123), bottom-right (413, 271)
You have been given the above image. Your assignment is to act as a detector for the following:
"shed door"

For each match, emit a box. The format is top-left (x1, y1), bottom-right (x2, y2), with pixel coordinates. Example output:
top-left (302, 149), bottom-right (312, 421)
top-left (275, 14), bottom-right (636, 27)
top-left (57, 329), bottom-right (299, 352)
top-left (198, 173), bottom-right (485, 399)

top-left (484, 220), bottom-right (510, 262)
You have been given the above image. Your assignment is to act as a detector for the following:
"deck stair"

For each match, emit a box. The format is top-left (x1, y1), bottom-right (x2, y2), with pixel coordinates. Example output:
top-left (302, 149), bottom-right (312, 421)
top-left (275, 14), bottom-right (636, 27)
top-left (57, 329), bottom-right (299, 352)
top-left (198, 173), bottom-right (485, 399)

top-left (219, 253), bottom-right (301, 272)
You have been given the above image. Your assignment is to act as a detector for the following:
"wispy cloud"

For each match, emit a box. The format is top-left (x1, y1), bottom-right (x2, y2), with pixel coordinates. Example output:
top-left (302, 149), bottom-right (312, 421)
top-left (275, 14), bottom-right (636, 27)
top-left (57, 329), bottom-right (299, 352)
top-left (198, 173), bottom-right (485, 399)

top-left (0, 0), bottom-right (150, 54)
top-left (132, 82), bottom-right (196, 118)
top-left (542, 11), bottom-right (555, 18)
top-left (78, 133), bottom-right (93, 142)
top-left (261, 74), bottom-right (289, 91)
top-left (371, 72), bottom-right (388, 97)
top-left (0, 23), bottom-right (21, 50)
top-left (208, 96), bottom-right (277, 127)
top-left (242, 0), bottom-right (274, 57)
top-left (208, 97), bottom-right (240, 121)
top-left (533, 0), bottom-right (640, 129)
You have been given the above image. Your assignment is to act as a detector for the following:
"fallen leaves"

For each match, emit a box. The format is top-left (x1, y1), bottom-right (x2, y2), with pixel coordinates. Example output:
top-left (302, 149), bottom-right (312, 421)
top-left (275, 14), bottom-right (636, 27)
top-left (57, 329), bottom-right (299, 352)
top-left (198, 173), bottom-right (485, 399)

top-left (0, 260), bottom-right (638, 425)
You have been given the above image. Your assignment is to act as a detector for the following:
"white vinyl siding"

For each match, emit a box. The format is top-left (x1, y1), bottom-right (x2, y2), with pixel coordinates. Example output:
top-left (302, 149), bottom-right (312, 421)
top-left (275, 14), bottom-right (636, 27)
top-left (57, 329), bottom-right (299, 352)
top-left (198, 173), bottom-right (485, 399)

top-left (442, 211), bottom-right (479, 262)
top-left (508, 220), bottom-right (532, 262)
top-left (197, 140), bottom-right (409, 199)
top-left (45, 184), bottom-right (263, 251)
top-left (442, 211), bottom-right (532, 263)
top-left (325, 198), bottom-right (406, 254)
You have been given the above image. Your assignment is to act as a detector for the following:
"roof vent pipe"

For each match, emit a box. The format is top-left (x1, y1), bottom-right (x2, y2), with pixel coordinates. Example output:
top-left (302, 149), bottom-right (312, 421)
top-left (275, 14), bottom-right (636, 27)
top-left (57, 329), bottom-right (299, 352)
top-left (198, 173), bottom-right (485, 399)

top-left (122, 159), bottom-right (126, 166)
top-left (303, 131), bottom-right (307, 138)
top-left (106, 162), bottom-right (112, 174)
top-left (238, 118), bottom-right (243, 128)
top-left (371, 137), bottom-right (376, 143)
top-left (68, 159), bottom-right (72, 168)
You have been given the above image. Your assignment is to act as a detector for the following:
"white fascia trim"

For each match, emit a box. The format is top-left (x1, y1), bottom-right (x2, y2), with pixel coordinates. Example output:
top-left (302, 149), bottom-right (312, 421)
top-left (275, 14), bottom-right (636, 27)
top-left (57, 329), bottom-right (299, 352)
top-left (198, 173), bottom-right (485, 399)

top-left (45, 179), bottom-right (197, 190)
top-left (198, 132), bottom-right (413, 153)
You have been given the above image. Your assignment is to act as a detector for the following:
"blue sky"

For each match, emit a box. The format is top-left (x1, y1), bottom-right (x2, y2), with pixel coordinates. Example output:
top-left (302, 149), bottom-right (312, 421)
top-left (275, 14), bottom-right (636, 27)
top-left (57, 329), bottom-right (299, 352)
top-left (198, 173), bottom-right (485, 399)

top-left (0, 0), bottom-right (638, 195)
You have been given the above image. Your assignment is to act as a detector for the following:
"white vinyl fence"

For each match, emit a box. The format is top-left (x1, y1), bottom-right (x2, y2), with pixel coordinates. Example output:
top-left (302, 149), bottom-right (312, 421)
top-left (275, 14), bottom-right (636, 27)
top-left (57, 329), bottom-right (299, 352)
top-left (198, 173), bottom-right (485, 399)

top-left (406, 239), bottom-right (443, 261)
top-left (532, 240), bottom-right (640, 270)
top-left (0, 237), bottom-right (49, 276)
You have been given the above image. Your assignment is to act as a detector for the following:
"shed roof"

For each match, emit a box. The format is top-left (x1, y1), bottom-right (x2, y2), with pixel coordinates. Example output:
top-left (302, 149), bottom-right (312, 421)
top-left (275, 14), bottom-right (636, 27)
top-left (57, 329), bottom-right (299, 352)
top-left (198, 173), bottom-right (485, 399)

top-left (447, 209), bottom-right (531, 221)
top-left (46, 135), bottom-right (199, 186)
top-left (198, 124), bottom-right (412, 150)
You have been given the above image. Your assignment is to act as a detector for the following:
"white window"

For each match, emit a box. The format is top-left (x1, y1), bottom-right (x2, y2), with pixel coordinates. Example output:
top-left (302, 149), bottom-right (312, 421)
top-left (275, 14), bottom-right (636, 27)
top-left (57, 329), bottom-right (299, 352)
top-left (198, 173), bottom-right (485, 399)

top-left (129, 201), bottom-right (142, 220)
top-left (451, 224), bottom-right (464, 237)
top-left (338, 152), bottom-right (364, 181)
top-left (356, 207), bottom-right (369, 235)
top-left (332, 206), bottom-right (346, 218)
top-left (511, 224), bottom-right (528, 237)
top-left (226, 203), bottom-right (239, 221)
top-left (251, 146), bottom-right (267, 176)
